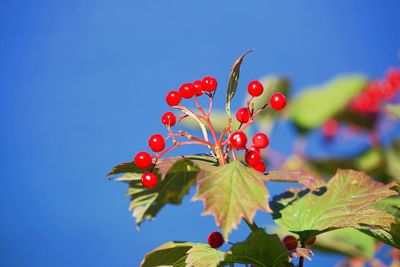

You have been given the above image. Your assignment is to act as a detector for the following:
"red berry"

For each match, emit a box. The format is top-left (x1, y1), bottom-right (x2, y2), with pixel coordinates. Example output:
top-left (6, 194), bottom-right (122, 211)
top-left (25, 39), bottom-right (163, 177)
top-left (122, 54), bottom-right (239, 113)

top-left (166, 91), bottom-right (182, 106)
top-left (249, 145), bottom-right (260, 153)
top-left (161, 112), bottom-right (176, 127)
top-left (179, 83), bottom-right (195, 99)
top-left (193, 80), bottom-right (204, 96)
top-left (270, 93), bottom-right (287, 110)
top-left (282, 235), bottom-right (298, 250)
top-left (141, 172), bottom-right (158, 188)
top-left (306, 236), bottom-right (316, 246)
top-left (252, 133), bottom-right (269, 148)
top-left (322, 119), bottom-right (338, 139)
top-left (253, 161), bottom-right (266, 173)
top-left (245, 150), bottom-right (261, 167)
top-left (208, 232), bottom-right (224, 249)
top-left (148, 134), bottom-right (165, 152)
top-left (229, 131), bottom-right (247, 149)
top-left (134, 151), bottom-right (153, 169)
top-left (202, 76), bottom-right (218, 92)
top-left (248, 80), bottom-right (264, 97)
top-left (386, 68), bottom-right (400, 89)
top-left (236, 107), bottom-right (250, 123)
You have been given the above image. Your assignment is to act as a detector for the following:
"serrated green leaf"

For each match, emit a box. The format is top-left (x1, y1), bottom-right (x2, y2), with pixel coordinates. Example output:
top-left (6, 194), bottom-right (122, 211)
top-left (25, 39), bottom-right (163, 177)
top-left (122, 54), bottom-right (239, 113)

top-left (226, 50), bottom-right (253, 117)
top-left (226, 229), bottom-right (292, 267)
top-left (313, 228), bottom-right (376, 259)
top-left (141, 242), bottom-right (194, 267)
top-left (288, 74), bottom-right (368, 131)
top-left (193, 161), bottom-right (271, 239)
top-left (127, 159), bottom-right (199, 226)
top-left (386, 104), bottom-right (400, 119)
top-left (272, 169), bottom-right (398, 241)
top-left (185, 244), bottom-right (225, 267)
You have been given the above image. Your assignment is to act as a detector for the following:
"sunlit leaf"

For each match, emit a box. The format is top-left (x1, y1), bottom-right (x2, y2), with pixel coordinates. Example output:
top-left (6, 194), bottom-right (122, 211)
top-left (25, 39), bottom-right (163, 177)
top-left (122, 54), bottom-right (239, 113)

top-left (288, 75), bottom-right (368, 131)
top-left (386, 104), bottom-right (400, 119)
top-left (193, 160), bottom-right (271, 239)
top-left (267, 169), bottom-right (326, 191)
top-left (272, 169), bottom-right (398, 241)
top-left (185, 244), bottom-right (225, 267)
top-left (386, 139), bottom-right (400, 182)
top-left (140, 242), bottom-right (193, 267)
top-left (313, 228), bottom-right (376, 259)
top-left (126, 159), bottom-right (199, 226)
top-left (226, 50), bottom-right (253, 117)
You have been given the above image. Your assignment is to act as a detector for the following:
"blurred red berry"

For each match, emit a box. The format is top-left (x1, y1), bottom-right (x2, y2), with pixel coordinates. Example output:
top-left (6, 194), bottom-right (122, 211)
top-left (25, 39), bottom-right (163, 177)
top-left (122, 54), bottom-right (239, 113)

top-left (245, 150), bottom-right (261, 167)
top-left (252, 133), bottom-right (269, 148)
top-left (193, 80), bottom-right (204, 96)
top-left (322, 119), bottom-right (338, 139)
top-left (134, 151), bottom-right (153, 169)
top-left (252, 161), bottom-right (266, 173)
top-left (282, 235), bottom-right (298, 250)
top-left (179, 83), bottom-right (195, 99)
top-left (306, 236), bottom-right (316, 246)
top-left (141, 172), bottom-right (158, 188)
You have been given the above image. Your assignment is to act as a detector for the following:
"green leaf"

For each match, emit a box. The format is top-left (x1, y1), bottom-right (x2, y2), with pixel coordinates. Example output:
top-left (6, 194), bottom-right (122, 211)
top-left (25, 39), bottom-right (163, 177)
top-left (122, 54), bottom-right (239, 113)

top-left (312, 228), bottom-right (376, 259)
top-left (127, 159), bottom-right (199, 226)
top-left (193, 161), bottom-right (271, 239)
top-left (226, 229), bottom-right (292, 267)
top-left (185, 244), bottom-right (225, 267)
top-left (141, 242), bottom-right (194, 267)
top-left (288, 74), bottom-right (368, 131)
top-left (226, 50), bottom-right (253, 117)
top-left (386, 104), bottom-right (400, 119)
top-left (272, 169), bottom-right (398, 241)
top-left (267, 169), bottom-right (326, 190)
top-left (360, 197), bottom-right (400, 248)
top-left (385, 139), bottom-right (400, 181)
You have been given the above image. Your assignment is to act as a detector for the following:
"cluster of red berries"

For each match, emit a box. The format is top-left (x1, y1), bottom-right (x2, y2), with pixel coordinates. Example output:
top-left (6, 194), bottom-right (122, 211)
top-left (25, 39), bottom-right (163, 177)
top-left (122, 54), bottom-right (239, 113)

top-left (281, 235), bottom-right (316, 251)
top-left (133, 75), bottom-right (287, 189)
top-left (351, 68), bottom-right (400, 114)
top-left (166, 76), bottom-right (218, 106)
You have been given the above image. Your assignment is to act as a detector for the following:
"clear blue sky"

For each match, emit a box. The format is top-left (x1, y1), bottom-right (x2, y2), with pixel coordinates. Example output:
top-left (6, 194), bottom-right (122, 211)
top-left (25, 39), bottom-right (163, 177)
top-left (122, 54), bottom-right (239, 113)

top-left (1, 1), bottom-right (399, 266)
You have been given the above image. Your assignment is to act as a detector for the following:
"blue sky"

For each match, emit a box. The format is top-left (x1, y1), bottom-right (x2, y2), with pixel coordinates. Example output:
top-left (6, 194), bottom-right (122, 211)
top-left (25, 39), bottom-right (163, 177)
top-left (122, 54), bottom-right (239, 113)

top-left (1, 1), bottom-right (400, 266)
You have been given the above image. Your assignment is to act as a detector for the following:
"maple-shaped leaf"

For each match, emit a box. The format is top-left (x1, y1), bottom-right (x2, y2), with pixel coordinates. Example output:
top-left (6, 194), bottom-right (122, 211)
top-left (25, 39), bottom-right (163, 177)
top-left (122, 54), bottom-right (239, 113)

top-left (126, 159), bottom-right (199, 226)
top-left (271, 169), bottom-right (398, 241)
top-left (193, 160), bottom-right (271, 239)
top-left (185, 244), bottom-right (225, 267)
top-left (140, 241), bottom-right (194, 267)
top-left (227, 229), bottom-right (292, 267)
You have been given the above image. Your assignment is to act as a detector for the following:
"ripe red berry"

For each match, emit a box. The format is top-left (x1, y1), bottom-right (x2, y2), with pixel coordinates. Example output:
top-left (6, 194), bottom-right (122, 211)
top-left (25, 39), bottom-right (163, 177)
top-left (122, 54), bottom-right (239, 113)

top-left (141, 172), bottom-right (158, 188)
top-left (202, 76), bottom-right (218, 92)
top-left (249, 145), bottom-right (260, 153)
top-left (252, 133), bottom-right (269, 149)
top-left (134, 151), bottom-right (153, 169)
top-left (208, 231), bottom-right (224, 249)
top-left (270, 93), bottom-right (287, 110)
top-left (306, 236), bottom-right (316, 246)
top-left (161, 112), bottom-right (176, 127)
top-left (179, 83), bottom-right (195, 99)
top-left (193, 80), bottom-right (204, 96)
top-left (253, 161), bottom-right (266, 173)
top-left (166, 91), bottom-right (182, 106)
top-left (229, 131), bottom-right (247, 149)
top-left (245, 150), bottom-right (262, 167)
top-left (236, 107), bottom-right (250, 123)
top-left (322, 119), bottom-right (338, 139)
top-left (282, 235), bottom-right (298, 250)
top-left (248, 80), bottom-right (264, 97)
top-left (148, 134), bottom-right (165, 152)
